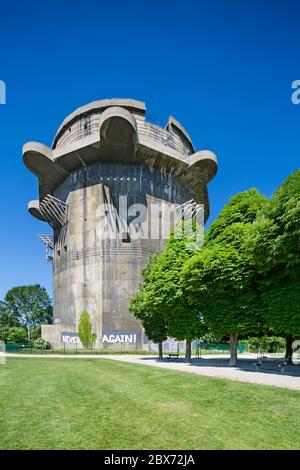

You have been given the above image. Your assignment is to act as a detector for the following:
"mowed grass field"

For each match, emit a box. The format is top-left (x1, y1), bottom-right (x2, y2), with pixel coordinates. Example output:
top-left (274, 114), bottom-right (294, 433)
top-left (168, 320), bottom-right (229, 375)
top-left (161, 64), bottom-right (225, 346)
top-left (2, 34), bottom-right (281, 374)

top-left (0, 358), bottom-right (299, 450)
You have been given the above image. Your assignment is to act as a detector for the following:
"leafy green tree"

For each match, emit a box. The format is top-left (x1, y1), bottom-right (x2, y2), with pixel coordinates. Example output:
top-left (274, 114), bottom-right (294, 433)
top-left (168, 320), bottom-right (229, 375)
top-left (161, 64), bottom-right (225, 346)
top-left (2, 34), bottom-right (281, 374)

top-left (249, 170), bottom-right (300, 362)
top-left (0, 285), bottom-right (52, 340)
top-left (152, 233), bottom-right (206, 362)
top-left (206, 189), bottom-right (269, 242)
top-left (31, 325), bottom-right (42, 341)
top-left (130, 228), bottom-right (206, 362)
top-left (129, 287), bottom-right (167, 359)
top-left (78, 311), bottom-right (94, 349)
top-left (182, 190), bottom-right (268, 366)
top-left (241, 336), bottom-right (285, 354)
top-left (0, 325), bottom-right (10, 342)
top-left (0, 301), bottom-right (19, 327)
top-left (0, 325), bottom-right (27, 343)
top-left (6, 326), bottom-right (27, 344)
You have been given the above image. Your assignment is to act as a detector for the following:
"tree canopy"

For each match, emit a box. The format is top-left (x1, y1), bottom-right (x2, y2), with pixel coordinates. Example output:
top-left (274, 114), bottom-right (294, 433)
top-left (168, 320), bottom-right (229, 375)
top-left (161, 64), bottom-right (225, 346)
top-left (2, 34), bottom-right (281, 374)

top-left (129, 284), bottom-right (168, 345)
top-left (182, 189), bottom-right (268, 365)
top-left (130, 228), bottom-right (206, 360)
top-left (130, 172), bottom-right (300, 365)
top-left (249, 170), bottom-right (300, 340)
top-left (0, 285), bottom-right (52, 340)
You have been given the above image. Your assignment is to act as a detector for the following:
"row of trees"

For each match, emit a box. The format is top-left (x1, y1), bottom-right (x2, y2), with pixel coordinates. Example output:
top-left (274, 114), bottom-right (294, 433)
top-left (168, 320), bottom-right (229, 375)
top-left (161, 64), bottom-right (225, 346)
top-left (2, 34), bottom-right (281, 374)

top-left (0, 285), bottom-right (52, 343)
top-left (130, 170), bottom-right (300, 365)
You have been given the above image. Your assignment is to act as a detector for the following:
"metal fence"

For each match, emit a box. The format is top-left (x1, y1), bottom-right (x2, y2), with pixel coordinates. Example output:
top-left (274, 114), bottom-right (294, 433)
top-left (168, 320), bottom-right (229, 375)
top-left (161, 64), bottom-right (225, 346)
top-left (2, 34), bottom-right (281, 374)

top-left (4, 341), bottom-right (246, 356)
top-left (192, 342), bottom-right (246, 358)
top-left (5, 343), bottom-right (45, 353)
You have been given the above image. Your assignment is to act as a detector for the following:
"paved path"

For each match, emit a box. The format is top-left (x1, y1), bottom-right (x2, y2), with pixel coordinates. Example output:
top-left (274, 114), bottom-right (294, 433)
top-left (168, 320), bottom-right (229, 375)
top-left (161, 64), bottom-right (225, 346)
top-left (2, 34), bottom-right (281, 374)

top-left (4, 353), bottom-right (300, 391)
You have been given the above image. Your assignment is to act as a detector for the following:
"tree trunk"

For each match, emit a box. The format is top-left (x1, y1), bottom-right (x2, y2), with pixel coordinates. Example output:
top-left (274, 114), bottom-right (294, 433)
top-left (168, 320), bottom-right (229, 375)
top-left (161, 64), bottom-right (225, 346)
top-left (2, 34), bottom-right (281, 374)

top-left (158, 341), bottom-right (163, 360)
top-left (185, 340), bottom-right (192, 363)
top-left (229, 333), bottom-right (239, 367)
top-left (285, 335), bottom-right (294, 365)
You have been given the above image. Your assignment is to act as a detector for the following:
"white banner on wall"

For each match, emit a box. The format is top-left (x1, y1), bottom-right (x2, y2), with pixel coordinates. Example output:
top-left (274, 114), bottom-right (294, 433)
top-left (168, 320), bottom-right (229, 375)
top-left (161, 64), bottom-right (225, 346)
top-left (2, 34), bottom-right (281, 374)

top-left (102, 332), bottom-right (137, 344)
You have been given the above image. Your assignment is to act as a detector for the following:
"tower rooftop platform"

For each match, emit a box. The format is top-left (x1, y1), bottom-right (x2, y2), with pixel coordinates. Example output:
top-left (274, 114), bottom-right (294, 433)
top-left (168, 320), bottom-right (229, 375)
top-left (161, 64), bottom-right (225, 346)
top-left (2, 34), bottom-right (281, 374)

top-left (23, 98), bottom-right (218, 221)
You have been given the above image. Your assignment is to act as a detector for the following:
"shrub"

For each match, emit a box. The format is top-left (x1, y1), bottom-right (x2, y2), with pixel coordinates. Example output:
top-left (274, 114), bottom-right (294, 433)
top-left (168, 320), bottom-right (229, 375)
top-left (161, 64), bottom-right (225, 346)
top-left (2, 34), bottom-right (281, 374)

top-left (78, 311), bottom-right (97, 348)
top-left (32, 337), bottom-right (51, 350)
top-left (6, 326), bottom-right (27, 344)
top-left (243, 336), bottom-right (285, 353)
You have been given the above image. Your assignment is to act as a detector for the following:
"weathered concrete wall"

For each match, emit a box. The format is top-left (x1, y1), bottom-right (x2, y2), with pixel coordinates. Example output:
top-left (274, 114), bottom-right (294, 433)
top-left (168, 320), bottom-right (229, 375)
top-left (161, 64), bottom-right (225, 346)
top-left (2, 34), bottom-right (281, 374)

top-left (23, 99), bottom-right (218, 350)
top-left (51, 163), bottom-right (193, 349)
top-left (41, 324), bottom-right (61, 348)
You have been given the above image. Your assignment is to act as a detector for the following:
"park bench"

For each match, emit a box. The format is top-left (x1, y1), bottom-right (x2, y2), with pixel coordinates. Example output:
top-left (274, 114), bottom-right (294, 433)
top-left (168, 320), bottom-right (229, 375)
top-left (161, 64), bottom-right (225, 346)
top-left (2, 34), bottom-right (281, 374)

top-left (253, 357), bottom-right (289, 373)
top-left (167, 352), bottom-right (179, 360)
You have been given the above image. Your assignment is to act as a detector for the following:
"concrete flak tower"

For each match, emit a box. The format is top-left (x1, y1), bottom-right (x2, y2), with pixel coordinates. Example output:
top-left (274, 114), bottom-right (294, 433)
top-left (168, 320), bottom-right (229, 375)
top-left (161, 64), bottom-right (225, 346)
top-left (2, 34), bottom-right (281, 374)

top-left (23, 99), bottom-right (218, 349)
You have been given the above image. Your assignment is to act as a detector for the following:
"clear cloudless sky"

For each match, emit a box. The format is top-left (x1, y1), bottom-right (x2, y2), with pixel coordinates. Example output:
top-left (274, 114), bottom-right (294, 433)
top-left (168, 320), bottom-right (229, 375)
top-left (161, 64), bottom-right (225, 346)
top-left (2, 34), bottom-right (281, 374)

top-left (0, 0), bottom-right (299, 299)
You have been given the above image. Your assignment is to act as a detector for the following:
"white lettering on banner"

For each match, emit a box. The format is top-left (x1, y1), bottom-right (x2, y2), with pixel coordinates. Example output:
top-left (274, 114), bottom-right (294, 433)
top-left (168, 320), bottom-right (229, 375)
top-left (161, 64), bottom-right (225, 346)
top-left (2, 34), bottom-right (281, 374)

top-left (62, 335), bottom-right (80, 344)
top-left (102, 334), bottom-right (137, 344)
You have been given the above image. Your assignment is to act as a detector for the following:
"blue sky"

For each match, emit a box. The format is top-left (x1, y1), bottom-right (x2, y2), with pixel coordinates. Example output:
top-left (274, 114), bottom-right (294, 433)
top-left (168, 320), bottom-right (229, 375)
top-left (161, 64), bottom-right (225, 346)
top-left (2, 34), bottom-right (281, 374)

top-left (0, 0), bottom-right (299, 299)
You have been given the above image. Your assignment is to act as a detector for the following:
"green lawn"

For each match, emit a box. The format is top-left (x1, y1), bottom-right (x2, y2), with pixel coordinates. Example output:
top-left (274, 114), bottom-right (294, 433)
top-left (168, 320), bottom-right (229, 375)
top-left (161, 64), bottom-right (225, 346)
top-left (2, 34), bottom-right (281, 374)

top-left (0, 358), bottom-right (299, 450)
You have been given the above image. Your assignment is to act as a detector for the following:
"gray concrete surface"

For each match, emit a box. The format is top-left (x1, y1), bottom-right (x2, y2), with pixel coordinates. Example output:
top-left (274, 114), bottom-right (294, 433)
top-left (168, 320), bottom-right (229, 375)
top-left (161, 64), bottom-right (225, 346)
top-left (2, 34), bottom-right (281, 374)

top-left (23, 99), bottom-right (218, 350)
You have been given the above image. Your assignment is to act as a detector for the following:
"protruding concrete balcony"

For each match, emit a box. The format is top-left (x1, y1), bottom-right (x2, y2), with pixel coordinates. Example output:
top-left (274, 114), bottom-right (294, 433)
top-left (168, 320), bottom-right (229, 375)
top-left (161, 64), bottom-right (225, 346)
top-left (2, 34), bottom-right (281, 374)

top-left (23, 99), bottom-right (218, 221)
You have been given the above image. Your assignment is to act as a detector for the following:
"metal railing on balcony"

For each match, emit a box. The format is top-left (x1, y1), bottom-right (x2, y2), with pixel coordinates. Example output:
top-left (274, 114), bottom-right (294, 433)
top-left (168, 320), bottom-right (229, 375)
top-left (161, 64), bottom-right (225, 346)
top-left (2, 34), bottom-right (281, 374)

top-left (55, 113), bottom-right (192, 156)
top-left (136, 120), bottom-right (191, 156)
top-left (56, 121), bottom-right (101, 148)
